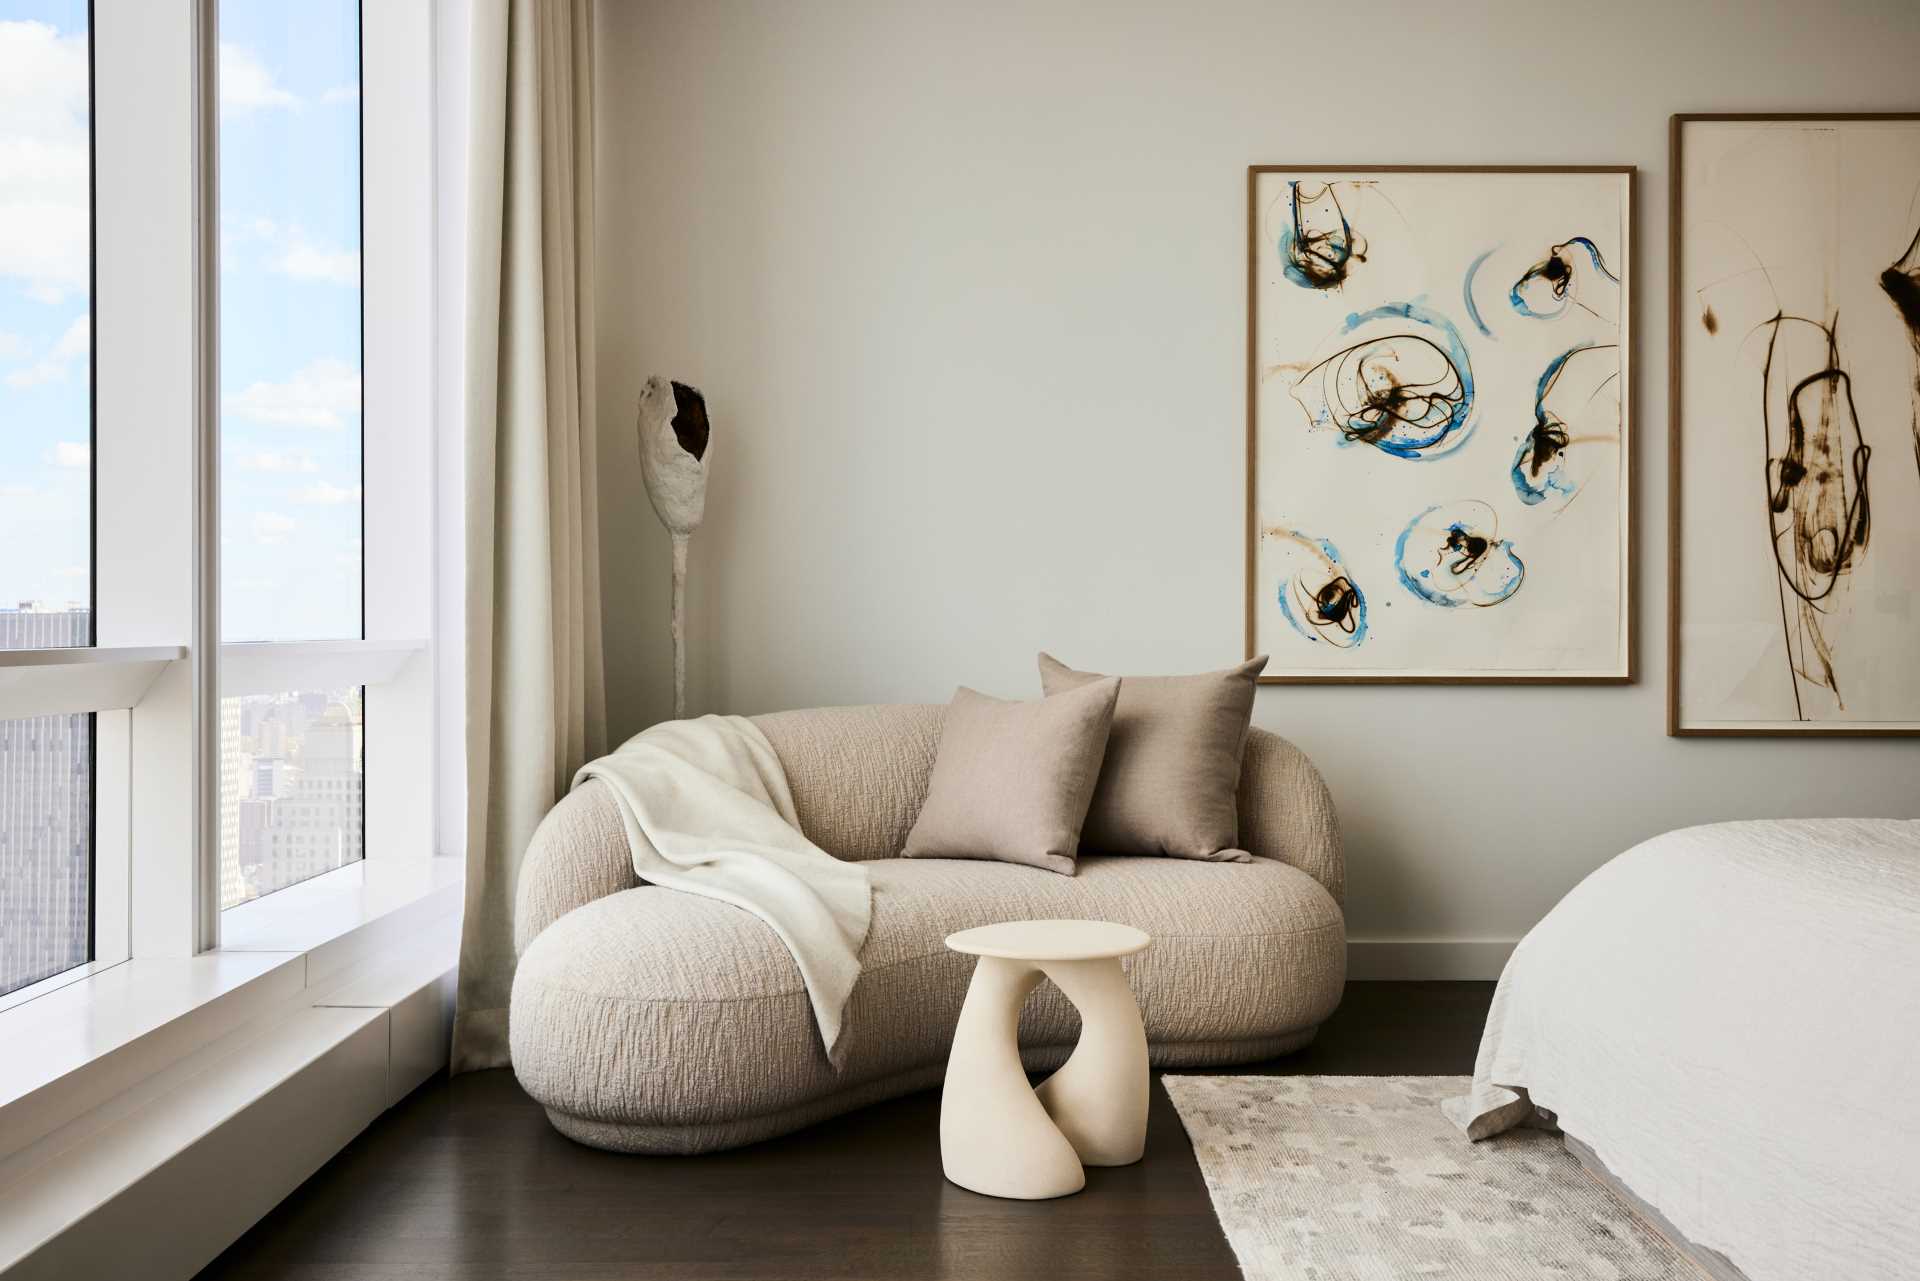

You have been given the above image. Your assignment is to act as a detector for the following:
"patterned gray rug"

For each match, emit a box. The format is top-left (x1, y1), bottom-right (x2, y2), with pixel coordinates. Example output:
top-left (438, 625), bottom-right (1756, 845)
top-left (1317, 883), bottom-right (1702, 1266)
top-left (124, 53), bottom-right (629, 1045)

top-left (1164, 1075), bottom-right (1693, 1280)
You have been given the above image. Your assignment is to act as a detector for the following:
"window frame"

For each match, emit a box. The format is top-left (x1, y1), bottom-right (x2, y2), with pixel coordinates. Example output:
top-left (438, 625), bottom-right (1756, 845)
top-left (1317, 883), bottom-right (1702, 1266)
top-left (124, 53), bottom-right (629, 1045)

top-left (0, 0), bottom-right (437, 971)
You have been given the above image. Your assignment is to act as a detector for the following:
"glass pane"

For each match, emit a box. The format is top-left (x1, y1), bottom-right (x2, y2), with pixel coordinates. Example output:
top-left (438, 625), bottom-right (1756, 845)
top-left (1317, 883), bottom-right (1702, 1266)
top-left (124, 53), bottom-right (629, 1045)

top-left (218, 0), bottom-right (361, 642)
top-left (0, 713), bottom-right (91, 997)
top-left (0, 2), bottom-right (92, 642)
top-left (220, 687), bottom-right (363, 909)
top-left (0, 2), bottom-right (92, 999)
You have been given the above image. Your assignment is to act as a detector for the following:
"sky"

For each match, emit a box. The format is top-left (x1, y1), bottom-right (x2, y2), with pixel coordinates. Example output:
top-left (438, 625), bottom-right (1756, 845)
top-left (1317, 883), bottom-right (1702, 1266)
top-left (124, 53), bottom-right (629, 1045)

top-left (0, 0), bottom-right (362, 643)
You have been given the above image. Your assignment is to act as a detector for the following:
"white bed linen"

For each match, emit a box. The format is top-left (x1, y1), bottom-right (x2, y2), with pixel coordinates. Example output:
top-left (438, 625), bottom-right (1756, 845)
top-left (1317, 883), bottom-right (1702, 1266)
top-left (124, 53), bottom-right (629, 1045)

top-left (1447, 818), bottom-right (1920, 1281)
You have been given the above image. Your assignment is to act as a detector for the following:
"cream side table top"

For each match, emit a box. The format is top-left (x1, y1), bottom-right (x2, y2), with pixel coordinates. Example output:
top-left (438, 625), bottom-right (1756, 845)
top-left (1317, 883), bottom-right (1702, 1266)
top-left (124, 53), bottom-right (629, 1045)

top-left (944, 918), bottom-right (1151, 963)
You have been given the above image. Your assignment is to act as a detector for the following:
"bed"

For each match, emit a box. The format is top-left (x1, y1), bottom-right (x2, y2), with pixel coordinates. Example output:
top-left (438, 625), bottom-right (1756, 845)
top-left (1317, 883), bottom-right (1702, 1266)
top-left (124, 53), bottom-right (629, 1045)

top-left (1447, 818), bottom-right (1920, 1281)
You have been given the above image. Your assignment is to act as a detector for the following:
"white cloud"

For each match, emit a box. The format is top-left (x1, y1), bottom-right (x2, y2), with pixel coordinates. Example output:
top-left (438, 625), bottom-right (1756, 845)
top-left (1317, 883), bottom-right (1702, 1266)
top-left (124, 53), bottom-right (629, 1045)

top-left (0, 20), bottom-right (91, 304)
top-left (44, 440), bottom-right (88, 469)
top-left (0, 482), bottom-right (35, 498)
top-left (5, 312), bottom-right (88, 388)
top-left (275, 239), bottom-right (359, 286)
top-left (238, 449), bottom-right (319, 473)
top-left (320, 83), bottom-right (359, 105)
top-left (226, 358), bottom-right (360, 429)
top-left (0, 332), bottom-right (25, 360)
top-left (54, 565), bottom-right (85, 579)
top-left (50, 314), bottom-right (85, 358)
top-left (232, 218), bottom-right (358, 288)
top-left (293, 480), bottom-right (361, 506)
top-left (252, 512), bottom-right (296, 545)
top-left (220, 42), bottom-right (299, 114)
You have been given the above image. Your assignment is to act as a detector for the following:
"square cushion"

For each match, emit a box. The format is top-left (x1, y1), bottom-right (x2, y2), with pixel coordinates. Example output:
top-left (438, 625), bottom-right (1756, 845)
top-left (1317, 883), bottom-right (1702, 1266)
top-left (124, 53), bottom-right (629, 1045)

top-left (901, 679), bottom-right (1120, 875)
top-left (1038, 653), bottom-right (1267, 861)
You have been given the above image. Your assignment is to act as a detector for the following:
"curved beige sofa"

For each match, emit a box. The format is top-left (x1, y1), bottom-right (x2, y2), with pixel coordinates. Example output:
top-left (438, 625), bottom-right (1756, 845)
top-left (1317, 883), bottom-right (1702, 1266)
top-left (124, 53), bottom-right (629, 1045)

top-left (509, 704), bottom-right (1346, 1154)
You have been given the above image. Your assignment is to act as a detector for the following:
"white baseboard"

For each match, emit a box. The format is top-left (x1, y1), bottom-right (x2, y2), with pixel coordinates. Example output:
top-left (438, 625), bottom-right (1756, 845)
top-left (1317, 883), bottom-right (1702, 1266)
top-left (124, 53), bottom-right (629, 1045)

top-left (1346, 938), bottom-right (1517, 981)
top-left (0, 889), bottom-right (459, 1280)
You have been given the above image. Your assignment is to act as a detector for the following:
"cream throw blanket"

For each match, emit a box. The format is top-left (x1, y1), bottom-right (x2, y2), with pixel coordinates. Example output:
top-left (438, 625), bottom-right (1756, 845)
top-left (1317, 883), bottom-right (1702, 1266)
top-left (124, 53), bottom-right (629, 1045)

top-left (574, 715), bottom-right (872, 1063)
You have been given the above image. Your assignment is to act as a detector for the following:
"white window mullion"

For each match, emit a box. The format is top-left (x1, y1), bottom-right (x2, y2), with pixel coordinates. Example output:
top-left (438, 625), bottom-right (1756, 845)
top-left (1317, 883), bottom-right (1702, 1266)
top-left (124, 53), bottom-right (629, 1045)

top-left (363, 0), bottom-right (438, 867)
top-left (94, 0), bottom-right (204, 960)
top-left (191, 0), bottom-right (222, 951)
top-left (93, 708), bottom-right (132, 969)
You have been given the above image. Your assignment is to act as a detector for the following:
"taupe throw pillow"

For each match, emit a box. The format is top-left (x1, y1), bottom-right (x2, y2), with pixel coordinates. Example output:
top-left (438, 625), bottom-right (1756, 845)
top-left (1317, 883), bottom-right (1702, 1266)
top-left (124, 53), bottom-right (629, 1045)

top-left (1038, 653), bottom-right (1268, 861)
top-left (901, 679), bottom-right (1121, 876)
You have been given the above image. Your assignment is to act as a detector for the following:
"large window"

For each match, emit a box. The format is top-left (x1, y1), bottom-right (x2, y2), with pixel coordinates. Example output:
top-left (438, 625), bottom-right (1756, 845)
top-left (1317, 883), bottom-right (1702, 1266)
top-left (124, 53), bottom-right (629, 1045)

top-left (0, 1), bottom-right (92, 997)
top-left (217, 0), bottom-right (364, 909)
top-left (0, 0), bottom-right (434, 1002)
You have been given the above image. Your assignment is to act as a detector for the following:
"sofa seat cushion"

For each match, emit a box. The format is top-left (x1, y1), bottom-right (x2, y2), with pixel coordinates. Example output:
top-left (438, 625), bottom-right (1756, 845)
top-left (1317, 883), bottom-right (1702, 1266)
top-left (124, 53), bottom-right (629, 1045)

top-left (510, 854), bottom-right (1344, 1150)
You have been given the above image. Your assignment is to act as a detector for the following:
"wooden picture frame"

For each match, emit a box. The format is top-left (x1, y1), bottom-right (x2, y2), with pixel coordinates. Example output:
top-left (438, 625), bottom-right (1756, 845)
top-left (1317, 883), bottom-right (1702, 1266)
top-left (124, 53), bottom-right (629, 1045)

top-left (1245, 165), bottom-right (1636, 684)
top-left (1668, 114), bottom-right (1920, 736)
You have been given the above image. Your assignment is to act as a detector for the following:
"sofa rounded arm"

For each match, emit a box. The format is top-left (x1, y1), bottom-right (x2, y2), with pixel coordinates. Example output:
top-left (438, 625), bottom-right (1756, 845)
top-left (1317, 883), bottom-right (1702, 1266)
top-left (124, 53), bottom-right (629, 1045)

top-left (1237, 728), bottom-right (1344, 906)
top-left (514, 778), bottom-right (639, 956)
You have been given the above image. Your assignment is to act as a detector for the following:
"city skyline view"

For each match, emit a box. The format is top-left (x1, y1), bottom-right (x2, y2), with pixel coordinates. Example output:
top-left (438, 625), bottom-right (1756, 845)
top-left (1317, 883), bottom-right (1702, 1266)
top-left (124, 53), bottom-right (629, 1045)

top-left (220, 686), bottom-right (364, 909)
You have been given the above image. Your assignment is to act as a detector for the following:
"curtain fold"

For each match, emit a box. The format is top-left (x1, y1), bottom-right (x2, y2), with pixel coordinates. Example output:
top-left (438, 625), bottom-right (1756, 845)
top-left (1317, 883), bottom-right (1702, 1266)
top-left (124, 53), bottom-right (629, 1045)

top-left (452, 0), bottom-right (605, 1073)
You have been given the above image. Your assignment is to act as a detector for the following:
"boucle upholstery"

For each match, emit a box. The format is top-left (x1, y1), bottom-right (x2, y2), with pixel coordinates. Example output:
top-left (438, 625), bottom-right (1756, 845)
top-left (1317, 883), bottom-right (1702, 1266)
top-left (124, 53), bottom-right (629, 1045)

top-left (754, 704), bottom-right (945, 863)
top-left (510, 704), bottom-right (1346, 1154)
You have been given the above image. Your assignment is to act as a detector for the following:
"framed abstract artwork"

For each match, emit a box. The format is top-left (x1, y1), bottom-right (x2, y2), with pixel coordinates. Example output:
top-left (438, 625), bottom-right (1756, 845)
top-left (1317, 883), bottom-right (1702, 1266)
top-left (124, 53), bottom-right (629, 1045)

top-left (1245, 165), bottom-right (1634, 683)
top-left (1670, 115), bottom-right (1920, 736)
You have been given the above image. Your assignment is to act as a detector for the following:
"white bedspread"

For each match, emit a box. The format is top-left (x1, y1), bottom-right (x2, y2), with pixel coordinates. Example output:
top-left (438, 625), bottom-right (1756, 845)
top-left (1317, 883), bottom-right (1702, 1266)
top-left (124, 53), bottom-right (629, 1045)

top-left (1447, 818), bottom-right (1920, 1281)
top-left (576, 715), bottom-right (871, 1064)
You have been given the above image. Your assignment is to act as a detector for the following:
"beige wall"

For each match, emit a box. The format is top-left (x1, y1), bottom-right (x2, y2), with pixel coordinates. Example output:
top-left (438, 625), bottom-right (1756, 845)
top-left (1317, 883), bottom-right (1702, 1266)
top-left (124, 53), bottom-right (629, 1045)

top-left (592, 0), bottom-right (1920, 974)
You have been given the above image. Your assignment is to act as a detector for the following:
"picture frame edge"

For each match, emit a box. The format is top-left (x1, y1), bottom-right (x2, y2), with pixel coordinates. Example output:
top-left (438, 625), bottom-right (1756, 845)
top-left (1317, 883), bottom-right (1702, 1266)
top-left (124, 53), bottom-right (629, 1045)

top-left (1666, 112), bottom-right (1920, 737)
top-left (1245, 163), bottom-right (1638, 685)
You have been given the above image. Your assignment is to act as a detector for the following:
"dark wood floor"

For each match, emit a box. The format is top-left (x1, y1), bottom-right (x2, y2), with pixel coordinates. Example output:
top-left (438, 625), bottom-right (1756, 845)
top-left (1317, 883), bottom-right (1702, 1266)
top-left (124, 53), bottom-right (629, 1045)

top-left (196, 981), bottom-right (1493, 1281)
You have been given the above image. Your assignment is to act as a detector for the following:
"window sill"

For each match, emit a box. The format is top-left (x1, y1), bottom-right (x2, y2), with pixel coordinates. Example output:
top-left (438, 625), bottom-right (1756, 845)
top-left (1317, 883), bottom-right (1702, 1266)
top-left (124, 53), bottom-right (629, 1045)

top-left (0, 856), bottom-right (463, 1167)
top-left (218, 637), bottom-right (427, 697)
top-left (0, 644), bottom-right (185, 719)
top-left (221, 856), bottom-right (464, 985)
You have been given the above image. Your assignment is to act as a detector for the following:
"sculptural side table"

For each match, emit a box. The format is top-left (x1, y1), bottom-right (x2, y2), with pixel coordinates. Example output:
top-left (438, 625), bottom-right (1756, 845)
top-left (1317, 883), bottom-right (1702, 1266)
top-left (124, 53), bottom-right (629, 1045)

top-left (940, 919), bottom-right (1152, 1200)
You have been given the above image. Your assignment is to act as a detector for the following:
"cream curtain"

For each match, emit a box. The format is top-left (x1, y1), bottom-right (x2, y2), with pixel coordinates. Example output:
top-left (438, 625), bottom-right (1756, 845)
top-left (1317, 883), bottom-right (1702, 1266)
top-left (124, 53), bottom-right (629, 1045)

top-left (452, 0), bottom-right (606, 1072)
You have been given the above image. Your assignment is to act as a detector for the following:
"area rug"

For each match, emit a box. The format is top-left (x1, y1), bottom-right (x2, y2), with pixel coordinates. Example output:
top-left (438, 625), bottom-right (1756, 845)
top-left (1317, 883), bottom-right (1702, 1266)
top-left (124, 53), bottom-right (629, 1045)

top-left (1163, 1075), bottom-right (1693, 1280)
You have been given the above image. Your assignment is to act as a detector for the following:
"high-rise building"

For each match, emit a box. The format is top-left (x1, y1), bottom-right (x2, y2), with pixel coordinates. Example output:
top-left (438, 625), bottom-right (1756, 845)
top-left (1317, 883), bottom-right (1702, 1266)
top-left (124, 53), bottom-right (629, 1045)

top-left (218, 697), bottom-right (244, 909)
top-left (255, 712), bottom-right (288, 761)
top-left (253, 757), bottom-right (297, 800)
top-left (253, 702), bottom-right (363, 899)
top-left (236, 797), bottom-right (275, 896)
top-left (0, 605), bottom-right (93, 995)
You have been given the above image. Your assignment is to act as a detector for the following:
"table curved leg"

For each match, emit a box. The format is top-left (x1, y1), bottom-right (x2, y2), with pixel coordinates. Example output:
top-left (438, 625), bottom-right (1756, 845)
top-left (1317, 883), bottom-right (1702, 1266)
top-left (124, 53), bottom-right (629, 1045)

top-left (940, 956), bottom-right (1086, 1199)
top-left (1033, 957), bottom-right (1148, 1167)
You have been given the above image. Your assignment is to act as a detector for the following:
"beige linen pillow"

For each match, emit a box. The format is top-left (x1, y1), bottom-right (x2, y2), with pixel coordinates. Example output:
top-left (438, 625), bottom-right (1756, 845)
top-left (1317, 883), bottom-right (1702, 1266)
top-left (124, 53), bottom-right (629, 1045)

top-left (1037, 653), bottom-right (1268, 861)
top-left (901, 679), bottom-right (1121, 876)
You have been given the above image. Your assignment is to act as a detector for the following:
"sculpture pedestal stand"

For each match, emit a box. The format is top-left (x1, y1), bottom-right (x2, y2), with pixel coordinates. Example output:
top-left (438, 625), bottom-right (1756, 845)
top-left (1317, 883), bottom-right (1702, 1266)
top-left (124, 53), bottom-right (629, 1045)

top-left (939, 920), bottom-right (1152, 1200)
top-left (670, 531), bottom-right (688, 721)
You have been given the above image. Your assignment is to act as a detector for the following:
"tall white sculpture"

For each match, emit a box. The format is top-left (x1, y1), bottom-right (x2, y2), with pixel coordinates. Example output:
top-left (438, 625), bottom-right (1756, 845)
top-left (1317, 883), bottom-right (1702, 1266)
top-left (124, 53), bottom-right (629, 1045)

top-left (636, 376), bottom-right (710, 720)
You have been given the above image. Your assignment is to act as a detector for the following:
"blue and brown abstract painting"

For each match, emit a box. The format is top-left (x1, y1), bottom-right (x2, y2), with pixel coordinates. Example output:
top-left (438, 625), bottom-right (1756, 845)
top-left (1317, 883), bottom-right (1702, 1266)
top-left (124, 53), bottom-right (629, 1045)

top-left (1250, 168), bottom-right (1631, 679)
top-left (1676, 117), bottom-right (1920, 732)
